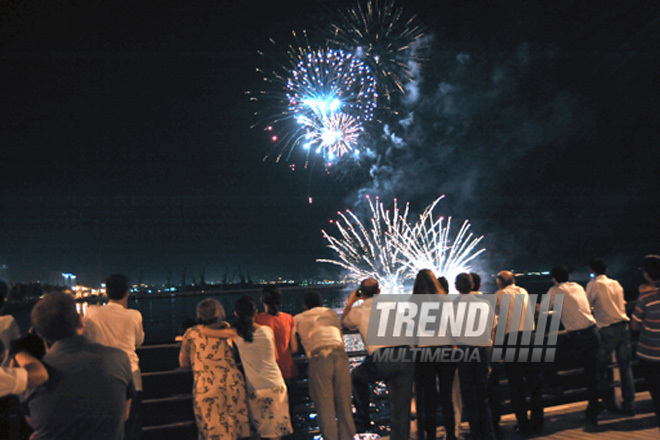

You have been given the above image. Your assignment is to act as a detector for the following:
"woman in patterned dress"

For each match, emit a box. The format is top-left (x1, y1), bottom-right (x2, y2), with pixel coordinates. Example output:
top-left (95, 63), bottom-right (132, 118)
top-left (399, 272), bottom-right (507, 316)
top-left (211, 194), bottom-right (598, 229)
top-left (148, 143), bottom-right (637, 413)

top-left (179, 299), bottom-right (250, 440)
top-left (234, 295), bottom-right (293, 440)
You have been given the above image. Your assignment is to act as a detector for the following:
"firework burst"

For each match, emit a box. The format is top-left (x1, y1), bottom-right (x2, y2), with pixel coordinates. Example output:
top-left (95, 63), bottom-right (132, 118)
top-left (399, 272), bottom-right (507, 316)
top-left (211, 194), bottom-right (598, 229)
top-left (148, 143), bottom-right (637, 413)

top-left (318, 196), bottom-right (486, 292)
top-left (330, 0), bottom-right (427, 103)
top-left (298, 112), bottom-right (363, 161)
top-left (253, 34), bottom-right (378, 166)
top-left (317, 195), bottom-right (410, 294)
top-left (392, 197), bottom-right (486, 284)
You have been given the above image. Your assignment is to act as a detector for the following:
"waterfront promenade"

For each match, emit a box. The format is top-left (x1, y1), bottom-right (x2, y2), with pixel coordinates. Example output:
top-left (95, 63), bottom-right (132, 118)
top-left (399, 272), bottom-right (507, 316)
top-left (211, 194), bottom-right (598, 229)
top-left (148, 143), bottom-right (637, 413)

top-left (488, 391), bottom-right (657, 439)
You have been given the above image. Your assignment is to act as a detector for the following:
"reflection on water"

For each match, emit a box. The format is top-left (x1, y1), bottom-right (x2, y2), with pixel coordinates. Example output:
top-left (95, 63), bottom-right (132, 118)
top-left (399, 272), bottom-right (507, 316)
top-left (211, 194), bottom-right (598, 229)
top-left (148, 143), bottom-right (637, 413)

top-left (10, 287), bottom-right (353, 344)
top-left (75, 302), bottom-right (88, 315)
top-left (127, 287), bottom-right (352, 344)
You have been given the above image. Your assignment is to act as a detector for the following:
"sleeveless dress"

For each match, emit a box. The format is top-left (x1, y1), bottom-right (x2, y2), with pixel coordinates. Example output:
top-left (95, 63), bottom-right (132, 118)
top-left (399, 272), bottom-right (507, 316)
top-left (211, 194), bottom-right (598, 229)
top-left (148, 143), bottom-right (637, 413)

top-left (181, 326), bottom-right (250, 440)
top-left (235, 326), bottom-right (293, 438)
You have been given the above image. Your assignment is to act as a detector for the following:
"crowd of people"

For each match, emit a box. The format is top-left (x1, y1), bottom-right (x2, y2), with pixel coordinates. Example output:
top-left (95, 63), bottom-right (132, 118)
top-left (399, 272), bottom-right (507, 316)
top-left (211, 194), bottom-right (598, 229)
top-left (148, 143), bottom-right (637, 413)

top-left (0, 255), bottom-right (659, 440)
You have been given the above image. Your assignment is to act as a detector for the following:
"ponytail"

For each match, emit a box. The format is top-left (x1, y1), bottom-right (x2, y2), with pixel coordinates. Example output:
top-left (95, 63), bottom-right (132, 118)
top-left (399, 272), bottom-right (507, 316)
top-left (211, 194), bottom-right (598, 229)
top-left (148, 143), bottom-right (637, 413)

top-left (235, 296), bottom-right (256, 343)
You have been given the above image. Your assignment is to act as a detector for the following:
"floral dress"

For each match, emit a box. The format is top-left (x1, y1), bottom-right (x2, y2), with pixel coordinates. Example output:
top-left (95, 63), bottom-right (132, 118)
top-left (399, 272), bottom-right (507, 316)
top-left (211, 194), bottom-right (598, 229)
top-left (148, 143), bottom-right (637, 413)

top-left (181, 326), bottom-right (250, 440)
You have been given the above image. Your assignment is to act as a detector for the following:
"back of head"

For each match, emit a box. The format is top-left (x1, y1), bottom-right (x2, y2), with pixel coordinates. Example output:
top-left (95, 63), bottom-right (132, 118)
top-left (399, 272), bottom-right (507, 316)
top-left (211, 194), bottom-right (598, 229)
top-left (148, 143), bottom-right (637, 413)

top-left (235, 295), bottom-right (257, 342)
top-left (196, 298), bottom-right (225, 325)
top-left (455, 273), bottom-right (474, 294)
top-left (261, 285), bottom-right (282, 315)
top-left (359, 278), bottom-right (380, 298)
top-left (496, 271), bottom-right (515, 289)
top-left (642, 255), bottom-right (660, 281)
top-left (469, 272), bottom-right (481, 291)
top-left (31, 291), bottom-right (79, 344)
top-left (437, 276), bottom-right (449, 293)
top-left (413, 269), bottom-right (445, 294)
top-left (550, 266), bottom-right (570, 283)
top-left (303, 291), bottom-right (323, 310)
top-left (106, 274), bottom-right (129, 300)
top-left (589, 259), bottom-right (607, 276)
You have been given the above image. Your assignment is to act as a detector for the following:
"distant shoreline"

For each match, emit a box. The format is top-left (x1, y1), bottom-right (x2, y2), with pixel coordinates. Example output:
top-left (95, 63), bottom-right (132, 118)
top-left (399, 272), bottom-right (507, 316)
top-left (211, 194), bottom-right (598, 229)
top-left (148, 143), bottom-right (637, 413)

top-left (5, 283), bottom-right (349, 309)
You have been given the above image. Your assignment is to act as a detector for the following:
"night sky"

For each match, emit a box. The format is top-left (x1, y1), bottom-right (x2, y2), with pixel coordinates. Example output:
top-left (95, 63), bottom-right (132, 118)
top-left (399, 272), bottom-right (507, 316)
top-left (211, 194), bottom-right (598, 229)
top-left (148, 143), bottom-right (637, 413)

top-left (2, 0), bottom-right (659, 285)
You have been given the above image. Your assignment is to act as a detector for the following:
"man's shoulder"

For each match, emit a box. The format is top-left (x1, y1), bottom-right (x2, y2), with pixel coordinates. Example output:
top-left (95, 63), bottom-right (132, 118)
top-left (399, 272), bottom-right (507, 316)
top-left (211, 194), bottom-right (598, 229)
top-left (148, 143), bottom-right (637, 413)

top-left (0, 314), bottom-right (17, 324)
top-left (125, 307), bottom-right (143, 320)
top-left (82, 304), bottom-right (105, 319)
top-left (564, 282), bottom-right (587, 294)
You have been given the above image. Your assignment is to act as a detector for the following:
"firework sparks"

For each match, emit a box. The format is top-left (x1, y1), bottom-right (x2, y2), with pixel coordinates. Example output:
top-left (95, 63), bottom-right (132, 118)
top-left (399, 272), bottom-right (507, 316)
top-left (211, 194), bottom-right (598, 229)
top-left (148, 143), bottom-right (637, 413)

top-left (298, 112), bottom-right (363, 160)
top-left (318, 196), bottom-right (486, 292)
top-left (330, 0), bottom-right (427, 103)
top-left (287, 47), bottom-right (378, 125)
top-left (392, 197), bottom-right (486, 284)
top-left (255, 37), bottom-right (378, 165)
top-left (317, 195), bottom-right (410, 294)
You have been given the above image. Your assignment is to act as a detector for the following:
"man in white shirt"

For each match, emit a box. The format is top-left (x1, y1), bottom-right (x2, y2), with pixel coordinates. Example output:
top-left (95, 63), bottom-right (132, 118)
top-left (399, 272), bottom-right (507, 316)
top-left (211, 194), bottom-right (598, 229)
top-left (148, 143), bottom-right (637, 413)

top-left (294, 291), bottom-right (355, 440)
top-left (494, 271), bottom-right (543, 435)
top-left (547, 266), bottom-right (601, 427)
top-left (341, 278), bottom-right (413, 440)
top-left (84, 274), bottom-right (144, 440)
top-left (0, 282), bottom-right (22, 367)
top-left (586, 259), bottom-right (635, 414)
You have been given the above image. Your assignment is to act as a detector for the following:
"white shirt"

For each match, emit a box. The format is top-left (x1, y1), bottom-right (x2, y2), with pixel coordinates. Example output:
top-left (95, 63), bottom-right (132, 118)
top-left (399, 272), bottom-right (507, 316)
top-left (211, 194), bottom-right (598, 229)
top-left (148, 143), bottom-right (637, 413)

top-left (495, 285), bottom-right (534, 334)
top-left (235, 326), bottom-right (286, 391)
top-left (0, 366), bottom-right (28, 397)
top-left (342, 297), bottom-right (393, 355)
top-left (586, 275), bottom-right (629, 328)
top-left (547, 282), bottom-right (597, 332)
top-left (0, 315), bottom-right (21, 367)
top-left (294, 307), bottom-right (344, 358)
top-left (83, 302), bottom-right (145, 390)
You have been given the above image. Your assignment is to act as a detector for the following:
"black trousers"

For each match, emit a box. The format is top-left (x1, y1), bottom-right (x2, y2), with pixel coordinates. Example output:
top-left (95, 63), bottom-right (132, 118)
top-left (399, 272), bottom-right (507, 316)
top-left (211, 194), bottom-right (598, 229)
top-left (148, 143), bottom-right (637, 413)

top-left (415, 350), bottom-right (458, 440)
top-left (501, 333), bottom-right (544, 429)
top-left (640, 359), bottom-right (660, 426)
top-left (559, 326), bottom-right (601, 416)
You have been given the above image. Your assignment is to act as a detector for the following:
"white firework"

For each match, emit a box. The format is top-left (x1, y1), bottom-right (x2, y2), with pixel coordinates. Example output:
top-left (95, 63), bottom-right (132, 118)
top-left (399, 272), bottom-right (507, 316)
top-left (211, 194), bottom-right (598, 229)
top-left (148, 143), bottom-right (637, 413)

top-left (317, 195), bottom-right (410, 294)
top-left (318, 196), bottom-right (486, 293)
top-left (392, 196), bottom-right (486, 285)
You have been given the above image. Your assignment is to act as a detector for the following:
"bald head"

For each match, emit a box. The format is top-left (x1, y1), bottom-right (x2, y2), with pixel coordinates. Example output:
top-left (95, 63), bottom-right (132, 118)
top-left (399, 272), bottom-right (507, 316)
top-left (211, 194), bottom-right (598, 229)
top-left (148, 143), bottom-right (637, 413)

top-left (496, 271), bottom-right (515, 289)
top-left (359, 278), bottom-right (380, 298)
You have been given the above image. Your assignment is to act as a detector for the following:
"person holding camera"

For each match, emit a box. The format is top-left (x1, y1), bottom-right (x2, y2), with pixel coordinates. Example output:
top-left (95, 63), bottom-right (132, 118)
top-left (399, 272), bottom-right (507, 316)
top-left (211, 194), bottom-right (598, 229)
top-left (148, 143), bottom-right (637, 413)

top-left (341, 278), bottom-right (414, 440)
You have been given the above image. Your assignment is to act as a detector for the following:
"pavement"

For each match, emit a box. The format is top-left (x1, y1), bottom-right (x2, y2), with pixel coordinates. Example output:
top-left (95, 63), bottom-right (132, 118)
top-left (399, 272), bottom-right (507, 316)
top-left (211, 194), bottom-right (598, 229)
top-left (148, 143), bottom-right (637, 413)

top-left (481, 391), bottom-right (658, 439)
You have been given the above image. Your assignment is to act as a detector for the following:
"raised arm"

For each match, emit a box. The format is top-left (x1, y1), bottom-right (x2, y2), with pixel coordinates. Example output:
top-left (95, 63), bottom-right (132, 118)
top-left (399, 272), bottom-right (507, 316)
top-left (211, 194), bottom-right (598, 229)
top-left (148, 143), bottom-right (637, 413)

top-left (289, 325), bottom-right (299, 354)
top-left (13, 351), bottom-right (48, 388)
top-left (197, 326), bottom-right (238, 339)
top-left (341, 289), bottom-right (360, 328)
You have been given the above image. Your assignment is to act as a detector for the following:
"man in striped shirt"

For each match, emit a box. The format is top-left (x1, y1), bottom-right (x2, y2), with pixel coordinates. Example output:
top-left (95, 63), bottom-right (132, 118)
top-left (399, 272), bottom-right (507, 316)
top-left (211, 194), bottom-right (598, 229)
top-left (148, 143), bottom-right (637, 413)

top-left (632, 254), bottom-right (660, 430)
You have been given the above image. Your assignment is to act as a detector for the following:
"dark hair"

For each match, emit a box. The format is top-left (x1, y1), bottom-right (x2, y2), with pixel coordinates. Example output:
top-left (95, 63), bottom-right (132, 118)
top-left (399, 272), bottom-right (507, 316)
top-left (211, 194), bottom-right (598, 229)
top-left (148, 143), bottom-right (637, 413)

top-left (106, 274), bottom-right (129, 300)
top-left (303, 291), bottom-right (323, 310)
top-left (413, 269), bottom-right (445, 295)
top-left (642, 255), bottom-right (660, 281)
top-left (469, 272), bottom-right (481, 291)
top-left (550, 266), bottom-right (570, 283)
top-left (437, 276), bottom-right (449, 293)
top-left (589, 259), bottom-right (607, 275)
top-left (31, 292), bottom-right (79, 344)
top-left (358, 278), bottom-right (380, 298)
top-left (196, 299), bottom-right (225, 325)
top-left (496, 272), bottom-right (515, 288)
top-left (455, 273), bottom-right (474, 294)
top-left (11, 334), bottom-right (46, 360)
top-left (235, 296), bottom-right (257, 342)
top-left (261, 285), bottom-right (282, 316)
top-left (0, 281), bottom-right (7, 306)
